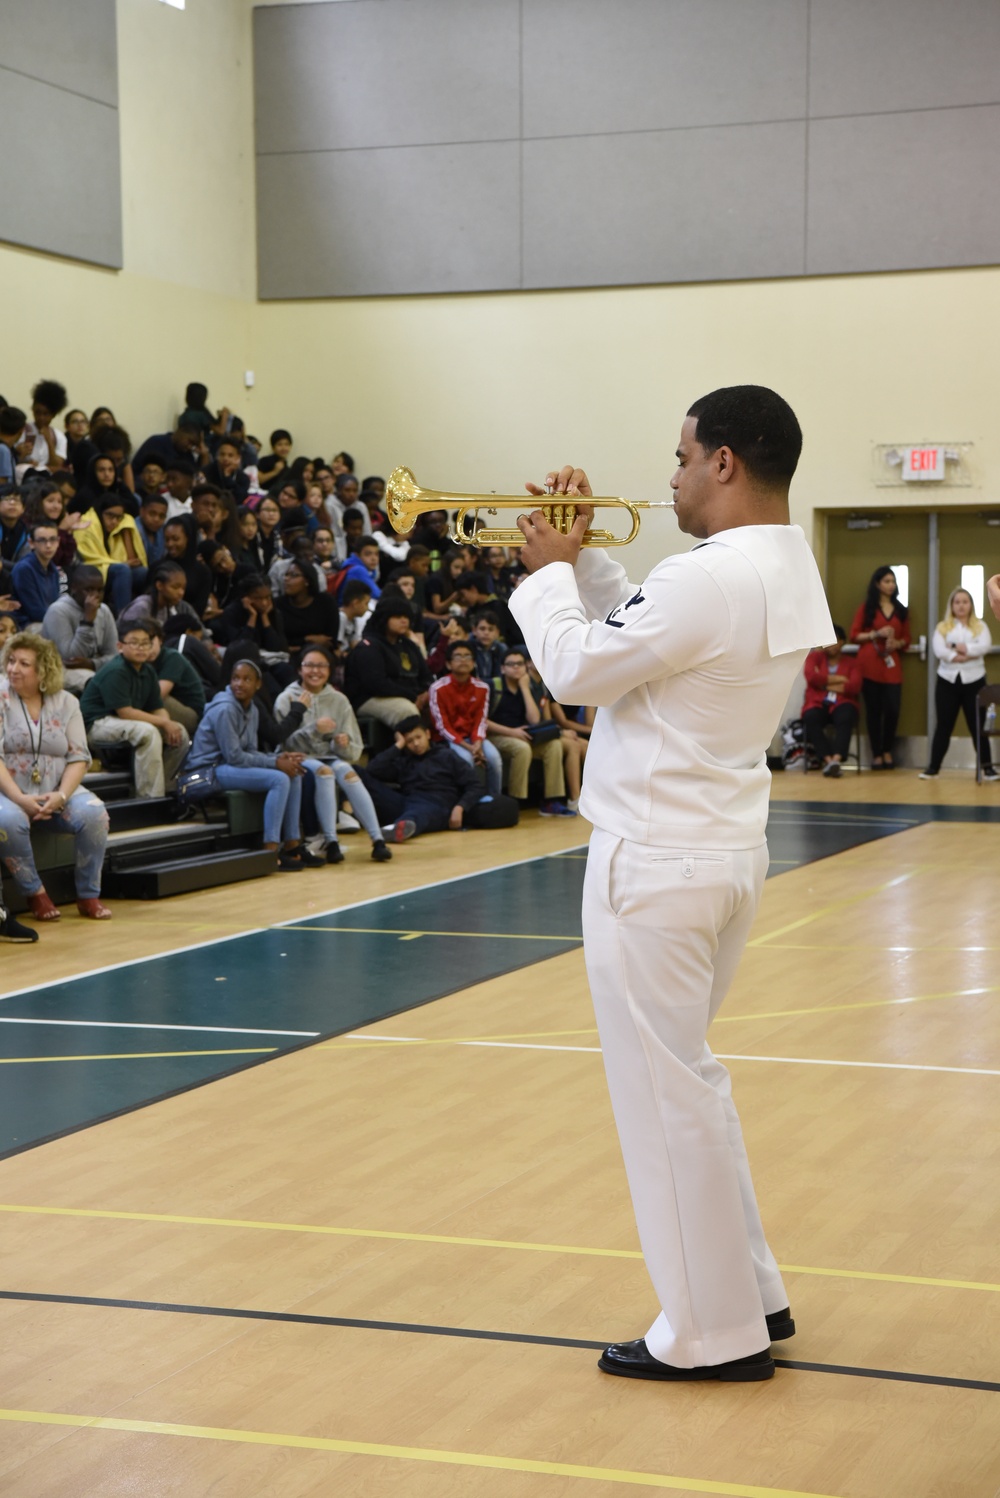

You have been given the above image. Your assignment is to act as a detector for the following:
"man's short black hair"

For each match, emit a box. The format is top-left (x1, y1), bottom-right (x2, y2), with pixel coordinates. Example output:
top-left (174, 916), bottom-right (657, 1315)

top-left (270, 428), bottom-right (292, 447)
top-left (446, 638), bottom-right (476, 663)
top-left (176, 418), bottom-right (202, 437)
top-left (397, 715), bottom-right (423, 735)
top-left (118, 620), bottom-right (153, 641)
top-left (238, 572), bottom-right (268, 598)
top-left (29, 519), bottom-right (59, 540)
top-left (407, 544), bottom-right (430, 560)
top-left (215, 435), bottom-right (242, 454)
top-left (342, 579), bottom-right (373, 605)
top-left (192, 483), bottom-right (221, 503)
top-left (474, 610), bottom-right (499, 630)
top-left (457, 570), bottom-right (489, 594)
top-left (140, 493), bottom-right (168, 510)
top-left (353, 535), bottom-right (379, 554)
top-left (686, 385), bottom-right (802, 488)
top-left (0, 406), bottom-right (26, 438)
top-left (31, 380), bottom-right (68, 415)
top-left (140, 455), bottom-right (166, 472)
top-left (70, 564), bottom-right (104, 590)
top-left (141, 616), bottom-right (165, 641)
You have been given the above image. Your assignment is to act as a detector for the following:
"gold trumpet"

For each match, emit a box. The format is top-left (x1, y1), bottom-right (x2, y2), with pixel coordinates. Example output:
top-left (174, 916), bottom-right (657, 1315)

top-left (385, 466), bottom-right (675, 548)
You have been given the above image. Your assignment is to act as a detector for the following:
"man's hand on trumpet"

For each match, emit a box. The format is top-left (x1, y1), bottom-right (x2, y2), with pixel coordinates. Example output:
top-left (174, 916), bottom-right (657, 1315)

top-left (518, 466), bottom-right (595, 573)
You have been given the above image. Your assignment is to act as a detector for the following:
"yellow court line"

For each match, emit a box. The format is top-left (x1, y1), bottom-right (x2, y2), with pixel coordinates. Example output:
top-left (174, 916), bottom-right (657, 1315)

top-left (0, 1409), bottom-right (840, 1497)
top-left (748, 873), bottom-right (916, 947)
top-left (0, 1049), bottom-right (276, 1065)
top-left (280, 925), bottom-right (581, 942)
top-left (1, 1203), bottom-right (997, 1293)
top-left (713, 984), bottom-right (998, 1024)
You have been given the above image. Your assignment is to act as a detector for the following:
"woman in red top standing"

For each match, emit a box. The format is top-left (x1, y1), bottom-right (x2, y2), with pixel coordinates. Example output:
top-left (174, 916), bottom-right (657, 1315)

top-left (850, 565), bottom-right (911, 769)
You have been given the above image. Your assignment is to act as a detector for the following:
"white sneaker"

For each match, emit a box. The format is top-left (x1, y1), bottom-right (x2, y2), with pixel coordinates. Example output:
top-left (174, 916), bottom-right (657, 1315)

top-left (918, 771), bottom-right (938, 780)
top-left (338, 811), bottom-right (361, 833)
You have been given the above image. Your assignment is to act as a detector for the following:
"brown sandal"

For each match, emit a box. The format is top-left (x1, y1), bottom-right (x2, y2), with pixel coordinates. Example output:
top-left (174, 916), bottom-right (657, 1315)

top-left (27, 891), bottom-right (60, 921)
top-left (76, 899), bottom-right (112, 920)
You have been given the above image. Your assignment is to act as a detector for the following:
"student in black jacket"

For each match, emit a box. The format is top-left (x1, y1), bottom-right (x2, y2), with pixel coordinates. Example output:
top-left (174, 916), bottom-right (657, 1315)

top-left (344, 599), bottom-right (431, 729)
top-left (358, 715), bottom-right (518, 839)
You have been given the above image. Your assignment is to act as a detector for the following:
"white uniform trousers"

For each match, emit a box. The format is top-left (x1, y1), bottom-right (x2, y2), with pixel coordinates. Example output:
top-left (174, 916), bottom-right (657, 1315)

top-left (583, 828), bottom-right (788, 1368)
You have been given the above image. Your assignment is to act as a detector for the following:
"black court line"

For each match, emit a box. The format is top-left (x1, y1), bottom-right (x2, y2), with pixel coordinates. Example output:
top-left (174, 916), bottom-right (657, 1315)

top-left (1, 1291), bottom-right (996, 1395)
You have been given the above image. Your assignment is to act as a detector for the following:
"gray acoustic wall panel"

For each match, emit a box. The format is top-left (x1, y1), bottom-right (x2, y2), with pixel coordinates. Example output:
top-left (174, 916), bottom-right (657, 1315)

top-left (0, 0), bottom-right (121, 269)
top-left (807, 106), bottom-right (1000, 275)
top-left (254, 0), bottom-right (1000, 298)
top-left (254, 0), bottom-right (520, 154)
top-left (256, 141), bottom-right (521, 297)
top-left (810, 0), bottom-right (1000, 117)
top-left (522, 0), bottom-right (807, 138)
top-left (0, 68), bottom-right (122, 270)
top-left (523, 123), bottom-right (806, 289)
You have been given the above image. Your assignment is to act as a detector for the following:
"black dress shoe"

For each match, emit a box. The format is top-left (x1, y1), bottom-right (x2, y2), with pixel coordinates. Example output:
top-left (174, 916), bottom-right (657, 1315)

top-left (0, 913), bottom-right (39, 943)
top-left (598, 1338), bottom-right (774, 1382)
top-left (765, 1307), bottom-right (795, 1341)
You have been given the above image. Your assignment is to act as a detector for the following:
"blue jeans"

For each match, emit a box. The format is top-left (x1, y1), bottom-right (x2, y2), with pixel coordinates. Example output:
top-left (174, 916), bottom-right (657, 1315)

top-left (302, 758), bottom-right (383, 843)
top-left (105, 563), bottom-right (134, 616)
top-left (0, 790), bottom-right (110, 899)
top-left (214, 764), bottom-right (302, 844)
top-left (449, 739), bottom-right (502, 797)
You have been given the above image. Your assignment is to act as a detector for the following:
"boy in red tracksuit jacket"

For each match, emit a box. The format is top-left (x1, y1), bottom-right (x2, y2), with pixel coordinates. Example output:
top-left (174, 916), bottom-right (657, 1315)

top-left (801, 625), bottom-right (862, 776)
top-left (428, 638), bottom-right (503, 797)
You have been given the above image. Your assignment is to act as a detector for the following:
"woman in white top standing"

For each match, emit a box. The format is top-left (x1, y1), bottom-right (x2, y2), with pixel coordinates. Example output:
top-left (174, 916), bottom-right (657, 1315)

top-left (921, 587), bottom-right (996, 780)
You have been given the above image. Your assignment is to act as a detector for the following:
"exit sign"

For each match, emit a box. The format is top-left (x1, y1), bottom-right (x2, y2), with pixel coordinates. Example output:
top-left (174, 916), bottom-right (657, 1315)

top-left (902, 446), bottom-right (945, 481)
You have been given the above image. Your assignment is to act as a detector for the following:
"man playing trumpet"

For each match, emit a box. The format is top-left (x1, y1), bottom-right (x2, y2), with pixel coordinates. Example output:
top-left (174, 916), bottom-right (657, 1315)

top-left (509, 385), bottom-right (833, 1384)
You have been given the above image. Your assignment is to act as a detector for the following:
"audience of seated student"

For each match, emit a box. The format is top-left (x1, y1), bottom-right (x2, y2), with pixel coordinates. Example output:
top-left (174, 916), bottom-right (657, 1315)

top-left (164, 456), bottom-right (196, 518)
top-left (67, 406), bottom-right (113, 485)
top-left (337, 536), bottom-right (382, 605)
top-left (237, 506), bottom-right (266, 570)
top-left (335, 473), bottom-right (361, 515)
top-left (179, 383), bottom-right (228, 443)
top-left (274, 646), bottom-right (390, 862)
top-left (257, 428), bottom-right (293, 491)
top-left (0, 486), bottom-right (30, 564)
top-left (357, 715), bottom-right (517, 841)
top-left (11, 520), bottom-right (63, 628)
top-left (486, 647), bottom-right (574, 816)
top-left (92, 425), bottom-right (137, 503)
top-left (0, 407), bottom-right (29, 485)
top-left (273, 477), bottom-right (317, 537)
top-left (303, 481), bottom-right (327, 529)
top-left (201, 539), bottom-right (247, 620)
top-left (331, 451), bottom-right (353, 478)
top-left (204, 435), bottom-right (251, 505)
top-left (337, 579), bottom-right (374, 656)
top-left (312, 526), bottom-right (339, 586)
top-left (135, 492), bottom-right (168, 569)
top-left (288, 456), bottom-right (315, 488)
top-left (481, 546), bottom-right (516, 601)
top-left (72, 452), bottom-right (135, 522)
top-left (42, 565), bottom-right (118, 693)
top-left (181, 658), bottom-right (318, 869)
top-left (314, 467), bottom-right (347, 554)
top-left (547, 699), bottom-right (593, 812)
top-left (428, 638), bottom-right (502, 796)
top-left (63, 409), bottom-right (91, 478)
top-left (118, 560), bottom-right (198, 633)
top-left (801, 625), bottom-right (862, 777)
top-left (135, 456), bottom-right (167, 509)
top-left (277, 558), bottom-right (338, 660)
top-left (456, 570), bottom-right (522, 645)
top-left (26, 482), bottom-right (87, 573)
top-left (268, 532), bottom-right (315, 597)
top-left (471, 612), bottom-right (507, 684)
top-left (81, 619), bottom-right (190, 798)
top-left (132, 418), bottom-right (202, 481)
top-left (381, 574), bottom-right (425, 648)
top-left (0, 633), bottom-right (111, 921)
top-left (23, 380), bottom-right (69, 472)
top-left (426, 549), bottom-right (465, 620)
top-left (144, 618), bottom-right (205, 735)
top-left (346, 598), bottom-right (431, 730)
top-left (212, 572), bottom-right (286, 653)
top-left (72, 493), bottom-right (142, 615)
top-left (162, 515), bottom-right (212, 618)
top-left (425, 615), bottom-right (469, 676)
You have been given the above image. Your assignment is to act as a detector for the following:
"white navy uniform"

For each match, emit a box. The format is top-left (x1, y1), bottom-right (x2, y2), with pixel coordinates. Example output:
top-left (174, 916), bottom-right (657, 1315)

top-left (511, 526), bottom-right (833, 1368)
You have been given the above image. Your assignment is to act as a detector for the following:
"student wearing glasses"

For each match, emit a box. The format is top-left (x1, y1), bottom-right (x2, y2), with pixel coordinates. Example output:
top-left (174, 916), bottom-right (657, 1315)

top-left (80, 621), bottom-right (190, 797)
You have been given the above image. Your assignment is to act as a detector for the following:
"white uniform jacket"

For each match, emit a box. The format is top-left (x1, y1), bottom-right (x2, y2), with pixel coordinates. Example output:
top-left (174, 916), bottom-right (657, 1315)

top-left (510, 525), bottom-right (834, 850)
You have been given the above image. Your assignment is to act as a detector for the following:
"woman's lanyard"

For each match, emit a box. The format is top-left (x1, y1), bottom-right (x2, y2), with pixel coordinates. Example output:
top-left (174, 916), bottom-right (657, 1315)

top-left (19, 696), bottom-right (43, 784)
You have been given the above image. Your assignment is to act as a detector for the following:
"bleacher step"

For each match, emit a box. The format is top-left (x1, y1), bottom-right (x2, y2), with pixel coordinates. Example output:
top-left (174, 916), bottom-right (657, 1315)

top-left (103, 849), bottom-right (277, 900)
top-left (106, 797), bottom-right (180, 833)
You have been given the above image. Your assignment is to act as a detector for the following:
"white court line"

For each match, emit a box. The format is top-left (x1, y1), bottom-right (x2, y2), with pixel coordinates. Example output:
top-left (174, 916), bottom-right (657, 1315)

top-left (0, 1019), bottom-right (318, 1037)
top-left (0, 843), bottom-right (588, 1007)
top-left (345, 1034), bottom-right (1000, 1076)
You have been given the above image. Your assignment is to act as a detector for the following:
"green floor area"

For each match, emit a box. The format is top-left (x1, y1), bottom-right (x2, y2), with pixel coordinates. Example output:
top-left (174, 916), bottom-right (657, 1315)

top-left (1, 802), bottom-right (996, 1158)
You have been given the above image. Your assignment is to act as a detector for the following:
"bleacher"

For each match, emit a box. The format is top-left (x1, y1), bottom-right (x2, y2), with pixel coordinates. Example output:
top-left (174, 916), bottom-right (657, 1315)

top-left (0, 767), bottom-right (275, 910)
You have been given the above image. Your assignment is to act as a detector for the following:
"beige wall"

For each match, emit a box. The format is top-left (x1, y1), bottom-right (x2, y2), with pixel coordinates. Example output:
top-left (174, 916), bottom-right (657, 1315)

top-left (3, 0), bottom-right (997, 586)
top-left (1, 0), bottom-right (256, 444)
top-left (253, 265), bottom-right (1000, 578)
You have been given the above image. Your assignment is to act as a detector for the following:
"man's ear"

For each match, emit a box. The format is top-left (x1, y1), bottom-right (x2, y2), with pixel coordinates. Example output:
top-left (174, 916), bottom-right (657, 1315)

top-left (715, 445), bottom-right (737, 484)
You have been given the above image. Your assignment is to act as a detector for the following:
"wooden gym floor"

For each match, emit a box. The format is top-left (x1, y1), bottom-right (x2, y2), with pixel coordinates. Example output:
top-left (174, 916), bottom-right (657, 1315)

top-left (0, 775), bottom-right (998, 1497)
